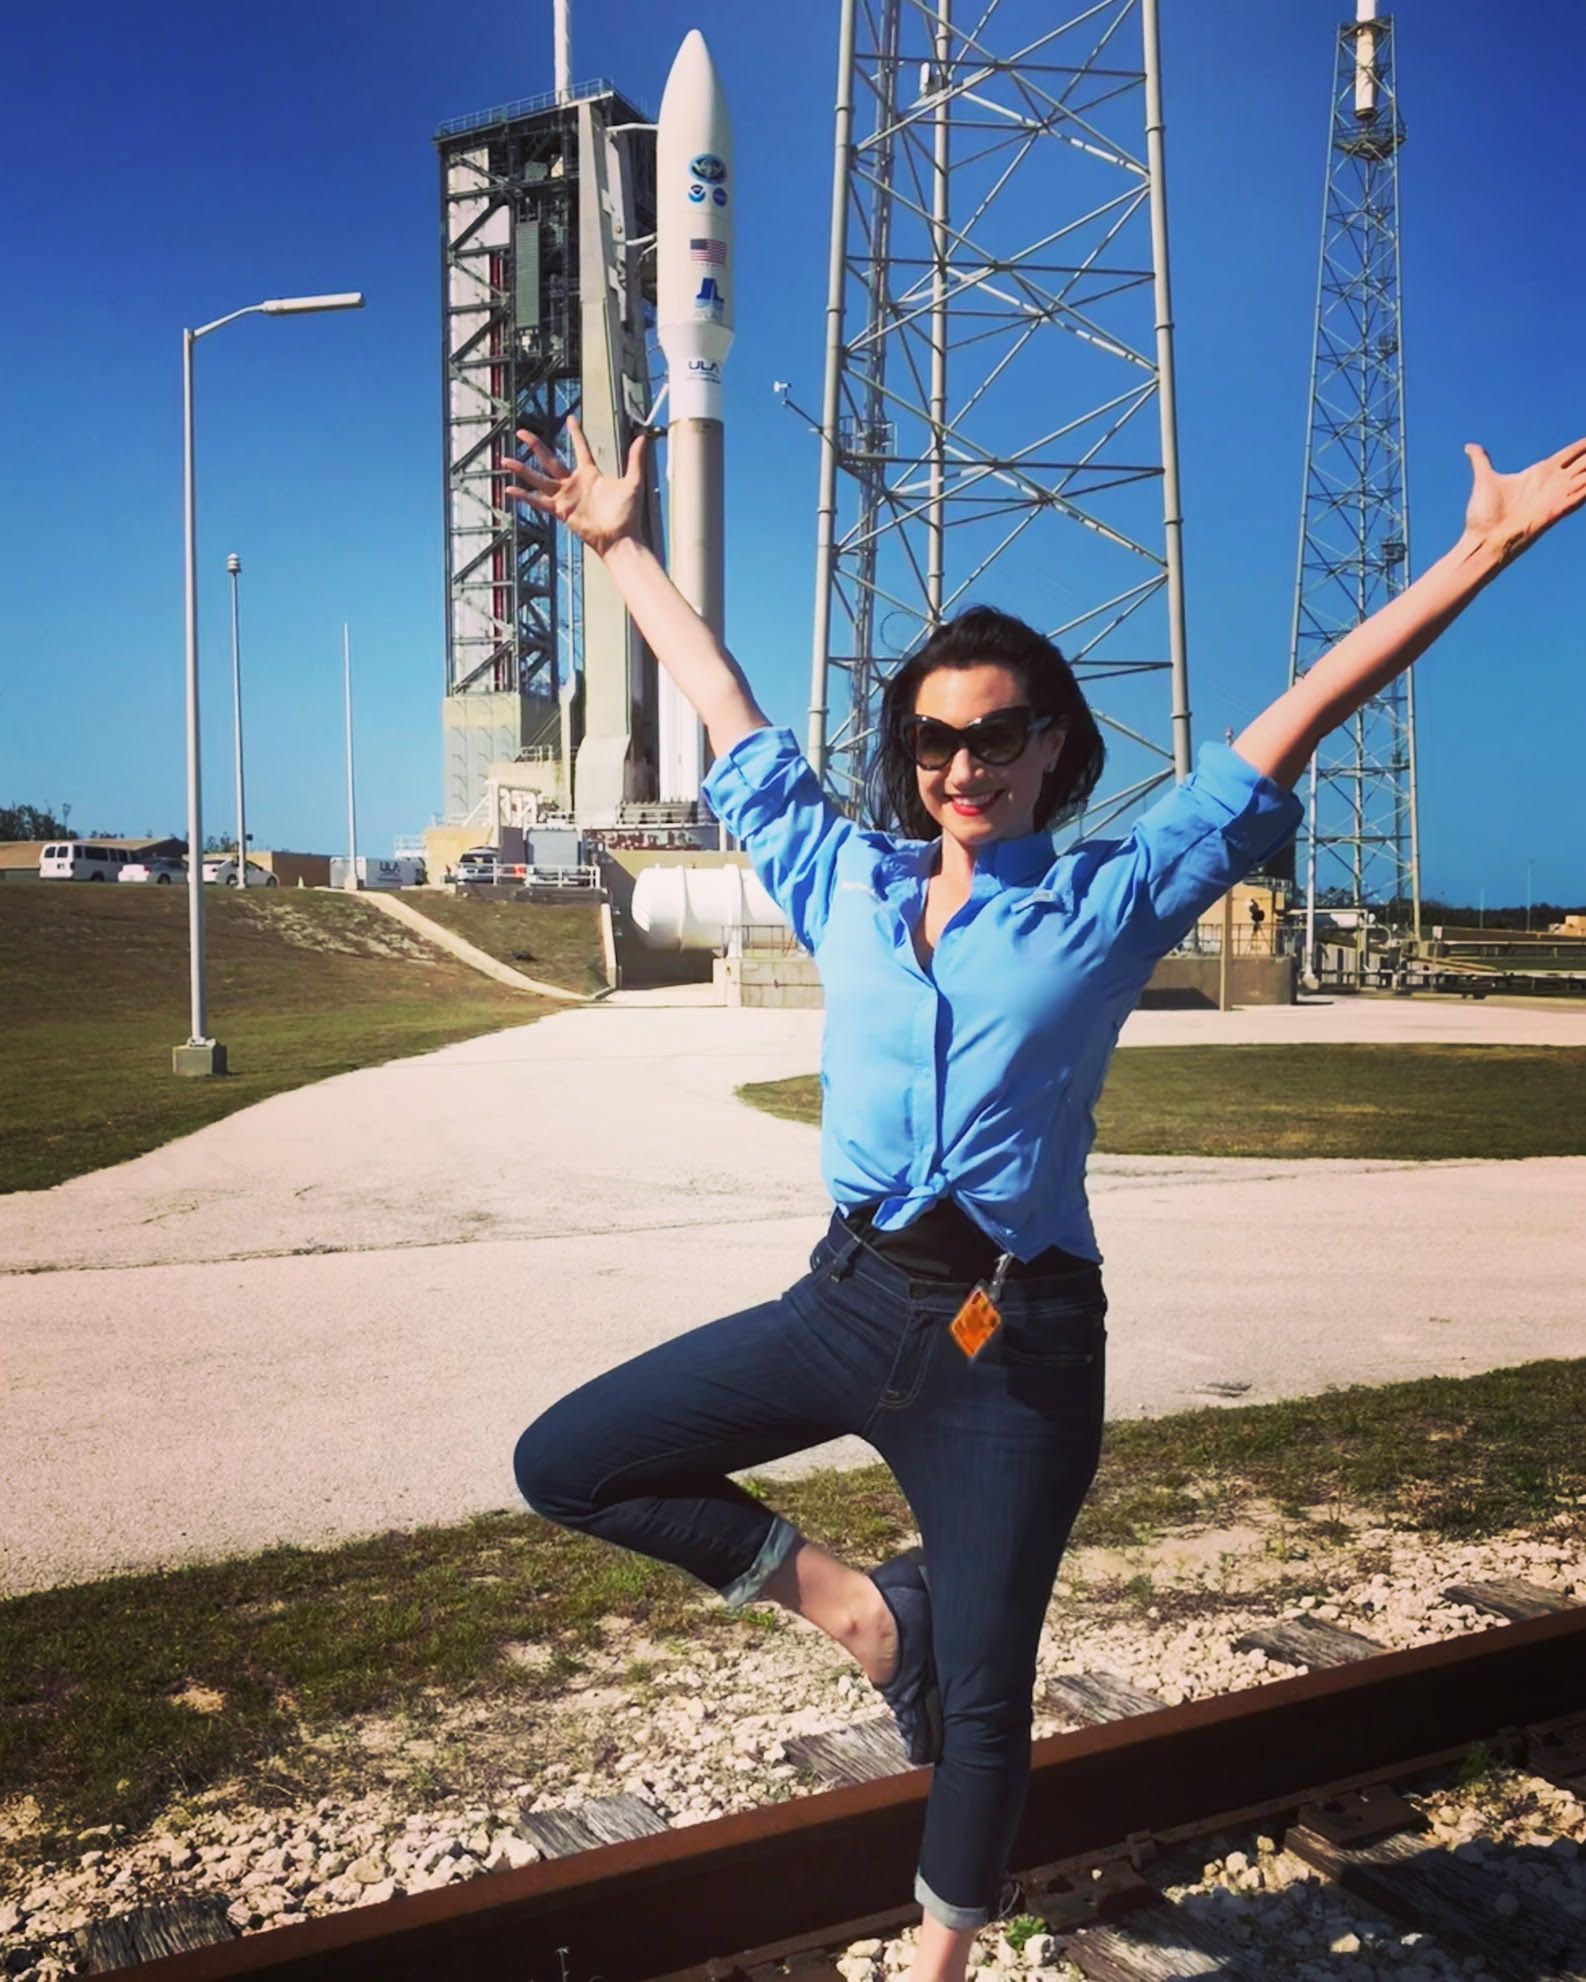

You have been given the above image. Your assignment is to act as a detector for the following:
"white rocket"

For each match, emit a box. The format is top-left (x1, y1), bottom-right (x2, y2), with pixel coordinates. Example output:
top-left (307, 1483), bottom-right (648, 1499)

top-left (655, 29), bottom-right (734, 803)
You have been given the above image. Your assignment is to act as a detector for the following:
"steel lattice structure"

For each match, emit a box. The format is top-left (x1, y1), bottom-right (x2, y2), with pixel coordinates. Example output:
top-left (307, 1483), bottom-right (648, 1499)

top-left (1288, 5), bottom-right (1421, 954)
top-left (806, 0), bottom-right (1190, 836)
top-left (435, 80), bottom-right (658, 827)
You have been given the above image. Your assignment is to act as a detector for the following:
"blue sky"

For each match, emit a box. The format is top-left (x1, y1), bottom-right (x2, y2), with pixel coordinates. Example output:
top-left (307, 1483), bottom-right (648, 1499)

top-left (2, 1), bottom-right (1580, 903)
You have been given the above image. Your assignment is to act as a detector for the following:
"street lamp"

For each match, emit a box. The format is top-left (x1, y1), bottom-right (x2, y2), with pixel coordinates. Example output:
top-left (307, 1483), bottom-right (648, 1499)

top-left (226, 553), bottom-right (249, 893)
top-left (174, 292), bottom-right (364, 1077)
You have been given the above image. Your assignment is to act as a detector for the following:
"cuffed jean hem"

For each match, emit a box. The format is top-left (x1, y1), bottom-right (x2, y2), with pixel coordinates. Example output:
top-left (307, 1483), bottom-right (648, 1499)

top-left (719, 1512), bottom-right (800, 1610)
top-left (915, 1870), bottom-right (990, 1932)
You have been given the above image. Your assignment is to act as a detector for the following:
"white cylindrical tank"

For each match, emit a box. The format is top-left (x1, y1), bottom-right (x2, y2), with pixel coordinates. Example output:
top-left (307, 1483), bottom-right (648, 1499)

top-left (630, 863), bottom-right (785, 949)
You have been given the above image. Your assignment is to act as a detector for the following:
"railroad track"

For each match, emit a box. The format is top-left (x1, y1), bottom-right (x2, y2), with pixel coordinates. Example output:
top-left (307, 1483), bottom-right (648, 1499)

top-left (67, 1580), bottom-right (1586, 1981)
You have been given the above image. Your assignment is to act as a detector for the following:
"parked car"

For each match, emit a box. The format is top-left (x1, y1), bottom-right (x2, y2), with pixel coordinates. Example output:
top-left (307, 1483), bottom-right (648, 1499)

top-left (38, 842), bottom-right (130, 881)
top-left (117, 857), bottom-right (187, 885)
top-left (455, 845), bottom-right (502, 881)
top-left (204, 859), bottom-right (279, 888)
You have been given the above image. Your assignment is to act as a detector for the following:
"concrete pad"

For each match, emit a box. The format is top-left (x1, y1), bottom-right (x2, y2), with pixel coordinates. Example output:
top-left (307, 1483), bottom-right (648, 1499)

top-left (2, 995), bottom-right (1583, 1596)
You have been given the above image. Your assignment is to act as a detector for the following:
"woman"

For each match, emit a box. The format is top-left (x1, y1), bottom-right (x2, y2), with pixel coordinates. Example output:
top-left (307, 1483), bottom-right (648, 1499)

top-left (505, 419), bottom-right (1584, 1979)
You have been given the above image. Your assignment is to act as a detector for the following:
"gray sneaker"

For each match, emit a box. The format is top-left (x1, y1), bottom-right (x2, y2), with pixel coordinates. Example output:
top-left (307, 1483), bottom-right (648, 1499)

top-left (867, 1549), bottom-right (943, 1767)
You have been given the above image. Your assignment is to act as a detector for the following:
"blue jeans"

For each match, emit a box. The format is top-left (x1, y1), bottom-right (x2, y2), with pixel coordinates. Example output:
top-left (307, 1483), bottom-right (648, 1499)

top-left (513, 1208), bottom-right (1107, 1932)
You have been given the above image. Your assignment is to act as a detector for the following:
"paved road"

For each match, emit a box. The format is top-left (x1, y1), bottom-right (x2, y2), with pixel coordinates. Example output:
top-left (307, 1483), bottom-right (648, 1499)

top-left (3, 993), bottom-right (1582, 1596)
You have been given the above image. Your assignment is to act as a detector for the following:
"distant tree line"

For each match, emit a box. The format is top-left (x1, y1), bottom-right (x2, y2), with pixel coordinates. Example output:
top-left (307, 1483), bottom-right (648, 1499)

top-left (1375, 892), bottom-right (1584, 930)
top-left (0, 800), bottom-right (214, 847)
top-left (0, 801), bottom-right (128, 840)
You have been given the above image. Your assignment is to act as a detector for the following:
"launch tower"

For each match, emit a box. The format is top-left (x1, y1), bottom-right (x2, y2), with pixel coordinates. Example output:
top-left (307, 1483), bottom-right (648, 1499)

top-left (1289, 2), bottom-right (1421, 964)
top-left (434, 78), bottom-right (661, 840)
top-left (807, 0), bottom-right (1191, 837)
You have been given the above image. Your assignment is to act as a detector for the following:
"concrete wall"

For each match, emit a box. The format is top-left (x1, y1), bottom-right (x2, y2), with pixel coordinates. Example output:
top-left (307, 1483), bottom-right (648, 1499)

top-left (713, 954), bottom-right (824, 1008)
top-left (1141, 954), bottom-right (1297, 1007)
top-left (709, 949), bottom-right (1292, 1011)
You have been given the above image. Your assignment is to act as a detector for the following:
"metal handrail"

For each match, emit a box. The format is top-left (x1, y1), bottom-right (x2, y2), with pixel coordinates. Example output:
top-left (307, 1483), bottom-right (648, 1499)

top-left (435, 77), bottom-right (632, 140)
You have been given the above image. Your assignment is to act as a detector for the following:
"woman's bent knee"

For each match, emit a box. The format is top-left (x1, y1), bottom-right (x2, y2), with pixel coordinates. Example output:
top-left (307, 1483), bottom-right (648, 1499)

top-left (513, 1412), bottom-right (592, 1524)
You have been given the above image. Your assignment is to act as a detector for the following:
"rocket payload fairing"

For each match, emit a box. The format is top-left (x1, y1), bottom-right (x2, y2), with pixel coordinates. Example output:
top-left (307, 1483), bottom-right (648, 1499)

top-left (657, 28), bottom-right (734, 420)
top-left (655, 30), bottom-right (734, 803)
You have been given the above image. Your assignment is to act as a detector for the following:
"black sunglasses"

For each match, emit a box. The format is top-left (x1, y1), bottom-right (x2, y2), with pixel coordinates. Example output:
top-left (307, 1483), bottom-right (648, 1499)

top-left (900, 705), bottom-right (1059, 770)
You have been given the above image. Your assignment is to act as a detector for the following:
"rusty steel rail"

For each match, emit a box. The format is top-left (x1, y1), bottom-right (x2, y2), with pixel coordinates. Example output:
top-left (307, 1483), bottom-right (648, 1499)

top-left (110, 1607), bottom-right (1586, 1982)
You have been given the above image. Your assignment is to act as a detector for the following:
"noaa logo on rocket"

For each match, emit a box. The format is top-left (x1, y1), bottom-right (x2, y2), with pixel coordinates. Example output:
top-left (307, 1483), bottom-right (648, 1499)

top-left (687, 184), bottom-right (706, 203)
top-left (689, 153), bottom-right (726, 183)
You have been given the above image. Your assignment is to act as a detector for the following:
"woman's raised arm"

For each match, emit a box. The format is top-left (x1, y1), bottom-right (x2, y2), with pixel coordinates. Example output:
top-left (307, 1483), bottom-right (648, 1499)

top-left (1233, 436), bottom-right (1586, 791)
top-left (499, 417), bottom-right (769, 757)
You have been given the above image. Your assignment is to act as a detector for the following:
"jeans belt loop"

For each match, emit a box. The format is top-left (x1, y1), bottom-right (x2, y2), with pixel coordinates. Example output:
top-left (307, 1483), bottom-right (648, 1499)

top-left (830, 1225), bottom-right (863, 1281)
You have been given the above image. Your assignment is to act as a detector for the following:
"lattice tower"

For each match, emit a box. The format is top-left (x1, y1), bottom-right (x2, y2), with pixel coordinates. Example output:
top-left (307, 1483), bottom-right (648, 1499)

top-left (435, 80), bottom-right (659, 828)
top-left (806, 0), bottom-right (1191, 837)
top-left (1288, 4), bottom-right (1421, 957)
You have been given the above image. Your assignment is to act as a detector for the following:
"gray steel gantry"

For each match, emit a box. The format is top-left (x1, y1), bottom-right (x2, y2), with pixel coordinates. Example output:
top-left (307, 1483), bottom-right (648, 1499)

top-left (806, 0), bottom-right (1192, 839)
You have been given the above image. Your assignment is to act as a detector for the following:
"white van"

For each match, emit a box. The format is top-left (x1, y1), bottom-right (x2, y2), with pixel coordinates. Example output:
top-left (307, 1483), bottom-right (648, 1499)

top-left (38, 842), bottom-right (130, 882)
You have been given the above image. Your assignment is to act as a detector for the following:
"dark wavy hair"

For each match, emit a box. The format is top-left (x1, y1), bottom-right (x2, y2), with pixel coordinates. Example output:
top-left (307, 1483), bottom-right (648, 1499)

top-left (863, 605), bottom-right (1106, 842)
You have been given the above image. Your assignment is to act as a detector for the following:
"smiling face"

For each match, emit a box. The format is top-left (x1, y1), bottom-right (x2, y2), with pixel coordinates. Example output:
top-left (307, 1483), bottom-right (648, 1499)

top-left (911, 662), bottom-right (1066, 851)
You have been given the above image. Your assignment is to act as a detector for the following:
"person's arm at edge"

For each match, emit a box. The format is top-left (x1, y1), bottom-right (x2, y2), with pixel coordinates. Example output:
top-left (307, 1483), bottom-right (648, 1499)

top-left (500, 417), bottom-right (769, 760)
top-left (1231, 437), bottom-right (1586, 792)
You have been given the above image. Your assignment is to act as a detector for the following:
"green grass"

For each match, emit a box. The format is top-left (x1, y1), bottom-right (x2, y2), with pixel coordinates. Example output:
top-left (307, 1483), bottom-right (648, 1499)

top-left (4, 1357), bottom-right (1583, 1839)
top-left (738, 1044), bottom-right (1586, 1160)
top-left (0, 885), bottom-right (558, 1193)
top-left (397, 892), bottom-right (607, 994)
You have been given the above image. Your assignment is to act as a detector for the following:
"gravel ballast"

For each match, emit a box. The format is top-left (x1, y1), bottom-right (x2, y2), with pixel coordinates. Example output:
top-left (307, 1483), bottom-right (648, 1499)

top-left (4, 1505), bottom-right (1584, 1980)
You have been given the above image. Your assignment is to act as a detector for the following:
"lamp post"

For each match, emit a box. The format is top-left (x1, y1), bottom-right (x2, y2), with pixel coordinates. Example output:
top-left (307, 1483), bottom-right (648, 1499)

top-left (342, 623), bottom-right (359, 891)
top-left (174, 292), bottom-right (364, 1077)
top-left (226, 553), bottom-right (249, 891)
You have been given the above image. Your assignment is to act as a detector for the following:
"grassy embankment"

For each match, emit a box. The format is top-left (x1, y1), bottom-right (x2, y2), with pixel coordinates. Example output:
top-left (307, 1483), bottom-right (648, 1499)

top-left (0, 885), bottom-right (604, 1193)
top-left (738, 1045), bottom-right (1586, 1161)
top-left (3, 1357), bottom-right (1583, 1836)
top-left (402, 891), bottom-right (608, 994)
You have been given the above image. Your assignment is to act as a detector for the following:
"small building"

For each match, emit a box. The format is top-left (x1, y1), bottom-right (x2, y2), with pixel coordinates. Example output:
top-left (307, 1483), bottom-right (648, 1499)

top-left (249, 850), bottom-right (333, 888)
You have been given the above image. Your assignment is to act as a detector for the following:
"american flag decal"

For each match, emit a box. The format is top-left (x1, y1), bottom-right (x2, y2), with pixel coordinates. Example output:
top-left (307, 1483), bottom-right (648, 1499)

top-left (689, 238), bottom-right (726, 265)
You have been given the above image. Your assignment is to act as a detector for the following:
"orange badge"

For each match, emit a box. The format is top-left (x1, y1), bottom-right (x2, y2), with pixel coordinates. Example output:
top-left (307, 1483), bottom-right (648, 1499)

top-left (949, 1284), bottom-right (1003, 1360)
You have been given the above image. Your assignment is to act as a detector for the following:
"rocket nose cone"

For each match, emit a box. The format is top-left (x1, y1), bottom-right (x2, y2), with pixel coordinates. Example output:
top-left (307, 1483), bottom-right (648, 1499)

top-left (661, 27), bottom-right (720, 108)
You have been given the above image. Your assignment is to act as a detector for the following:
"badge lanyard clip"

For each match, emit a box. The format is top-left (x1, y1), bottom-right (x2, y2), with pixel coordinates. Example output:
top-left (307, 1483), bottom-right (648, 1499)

top-left (949, 1249), bottom-right (1014, 1360)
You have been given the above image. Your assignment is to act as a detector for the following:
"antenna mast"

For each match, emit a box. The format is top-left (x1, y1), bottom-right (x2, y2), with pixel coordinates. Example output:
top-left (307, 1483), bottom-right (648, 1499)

top-left (1289, 0), bottom-right (1421, 977)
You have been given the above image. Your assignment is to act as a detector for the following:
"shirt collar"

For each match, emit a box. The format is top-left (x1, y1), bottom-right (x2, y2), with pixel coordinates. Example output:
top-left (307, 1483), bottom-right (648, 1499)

top-left (896, 828), bottom-right (1056, 893)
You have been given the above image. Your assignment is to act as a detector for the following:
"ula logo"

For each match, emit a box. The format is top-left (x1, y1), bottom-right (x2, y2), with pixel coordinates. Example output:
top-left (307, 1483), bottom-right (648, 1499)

top-left (689, 153), bottom-right (726, 183)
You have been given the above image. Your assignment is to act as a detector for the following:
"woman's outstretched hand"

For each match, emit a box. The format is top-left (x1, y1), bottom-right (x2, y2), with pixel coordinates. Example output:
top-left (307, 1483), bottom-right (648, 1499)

top-left (1464, 435), bottom-right (1586, 568)
top-left (499, 416), bottom-right (647, 559)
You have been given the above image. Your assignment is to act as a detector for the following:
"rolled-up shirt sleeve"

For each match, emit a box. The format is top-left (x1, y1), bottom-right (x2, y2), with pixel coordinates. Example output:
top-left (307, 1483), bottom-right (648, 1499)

top-left (1118, 741), bottom-right (1304, 960)
top-left (700, 725), bottom-right (855, 953)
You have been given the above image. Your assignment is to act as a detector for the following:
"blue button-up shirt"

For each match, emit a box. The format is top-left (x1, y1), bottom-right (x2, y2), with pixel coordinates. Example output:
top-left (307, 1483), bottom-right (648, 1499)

top-left (702, 726), bottom-right (1303, 1264)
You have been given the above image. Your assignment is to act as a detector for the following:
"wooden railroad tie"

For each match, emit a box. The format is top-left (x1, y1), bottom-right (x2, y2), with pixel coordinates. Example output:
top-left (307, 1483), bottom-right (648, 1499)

top-left (1442, 1578), bottom-right (1575, 1623)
